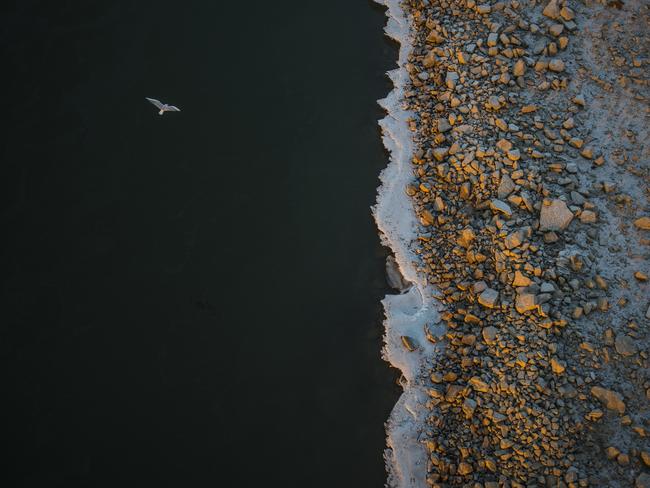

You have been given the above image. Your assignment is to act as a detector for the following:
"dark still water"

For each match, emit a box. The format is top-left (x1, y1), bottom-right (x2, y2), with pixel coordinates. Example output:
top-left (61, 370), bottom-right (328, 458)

top-left (1, 1), bottom-right (399, 487)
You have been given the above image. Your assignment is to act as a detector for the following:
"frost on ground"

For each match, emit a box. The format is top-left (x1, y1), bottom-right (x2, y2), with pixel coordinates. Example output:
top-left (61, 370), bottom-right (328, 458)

top-left (375, 0), bottom-right (649, 486)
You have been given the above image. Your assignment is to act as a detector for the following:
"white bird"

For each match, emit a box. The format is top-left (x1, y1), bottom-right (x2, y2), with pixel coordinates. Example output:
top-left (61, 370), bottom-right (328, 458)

top-left (146, 97), bottom-right (181, 115)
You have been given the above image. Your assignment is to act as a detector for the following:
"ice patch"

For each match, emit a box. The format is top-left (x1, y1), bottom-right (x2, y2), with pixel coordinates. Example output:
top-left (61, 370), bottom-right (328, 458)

top-left (372, 1), bottom-right (442, 486)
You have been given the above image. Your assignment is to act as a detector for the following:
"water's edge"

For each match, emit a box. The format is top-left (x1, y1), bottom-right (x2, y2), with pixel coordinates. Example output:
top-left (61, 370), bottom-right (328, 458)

top-left (372, 1), bottom-right (441, 487)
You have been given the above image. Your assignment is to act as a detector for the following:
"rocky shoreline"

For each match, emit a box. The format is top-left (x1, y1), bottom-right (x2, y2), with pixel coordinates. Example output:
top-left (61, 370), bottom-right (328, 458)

top-left (378, 0), bottom-right (649, 486)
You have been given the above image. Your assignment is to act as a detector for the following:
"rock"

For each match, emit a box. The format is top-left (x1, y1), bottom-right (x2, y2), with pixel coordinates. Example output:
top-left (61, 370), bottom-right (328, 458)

top-left (550, 358), bottom-right (566, 374)
top-left (445, 384), bottom-right (463, 402)
top-left (507, 149), bottom-right (520, 161)
top-left (469, 376), bottom-right (490, 392)
top-left (540, 282), bottom-right (555, 293)
top-left (478, 288), bottom-right (499, 308)
top-left (422, 50), bottom-right (437, 68)
top-left (580, 210), bottom-right (597, 224)
top-left (591, 386), bottom-right (626, 414)
top-left (433, 196), bottom-right (445, 212)
top-left (539, 199), bottom-right (573, 231)
top-left (569, 137), bottom-right (584, 148)
top-left (635, 271), bottom-right (648, 281)
top-left (615, 334), bottom-right (638, 356)
top-left (634, 217), bottom-right (650, 230)
top-left (457, 461), bottom-right (474, 475)
top-left (462, 398), bottom-right (477, 418)
top-left (549, 59), bottom-right (565, 72)
top-left (543, 0), bottom-right (560, 19)
top-left (561, 6), bottom-right (575, 20)
top-left (488, 96), bottom-right (502, 111)
top-left (426, 30), bottom-right (445, 44)
top-left (573, 94), bottom-right (586, 106)
top-left (490, 199), bottom-right (513, 217)
top-left (581, 147), bottom-right (594, 159)
top-left (420, 210), bottom-right (435, 226)
top-left (386, 255), bottom-right (411, 292)
top-left (504, 229), bottom-right (524, 249)
top-left (549, 24), bottom-right (564, 37)
top-left (458, 227), bottom-right (476, 248)
top-left (586, 409), bottom-right (604, 421)
top-left (515, 293), bottom-right (537, 313)
top-left (496, 138), bottom-right (513, 151)
top-left (433, 147), bottom-right (449, 161)
top-left (482, 326), bottom-right (498, 345)
top-left (513, 59), bottom-right (525, 76)
top-left (570, 191), bottom-right (585, 205)
top-left (498, 174), bottom-right (516, 199)
top-left (445, 71), bottom-right (459, 89)
top-left (513, 271), bottom-right (531, 287)
top-left (438, 118), bottom-right (452, 133)
top-left (544, 231), bottom-right (559, 243)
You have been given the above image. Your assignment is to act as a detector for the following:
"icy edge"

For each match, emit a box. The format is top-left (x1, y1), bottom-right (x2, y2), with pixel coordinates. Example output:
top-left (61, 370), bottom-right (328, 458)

top-left (372, 1), bottom-right (441, 487)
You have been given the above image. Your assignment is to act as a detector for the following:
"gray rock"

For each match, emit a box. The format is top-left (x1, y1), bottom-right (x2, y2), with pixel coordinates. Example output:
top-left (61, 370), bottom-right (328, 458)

top-left (540, 282), bottom-right (555, 293)
top-left (498, 174), bottom-right (516, 199)
top-left (570, 191), bottom-right (585, 205)
top-left (505, 229), bottom-right (525, 249)
top-left (438, 118), bottom-right (452, 133)
top-left (478, 288), bottom-right (499, 308)
top-left (614, 334), bottom-right (637, 356)
top-left (482, 326), bottom-right (498, 344)
top-left (462, 398), bottom-right (477, 418)
top-left (386, 255), bottom-right (411, 292)
top-left (539, 199), bottom-right (574, 231)
top-left (515, 293), bottom-right (537, 313)
top-left (487, 96), bottom-right (501, 111)
top-left (490, 199), bottom-right (513, 217)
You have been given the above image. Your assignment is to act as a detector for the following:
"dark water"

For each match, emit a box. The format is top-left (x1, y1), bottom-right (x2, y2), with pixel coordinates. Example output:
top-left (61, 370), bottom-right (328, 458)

top-left (1, 1), bottom-right (400, 487)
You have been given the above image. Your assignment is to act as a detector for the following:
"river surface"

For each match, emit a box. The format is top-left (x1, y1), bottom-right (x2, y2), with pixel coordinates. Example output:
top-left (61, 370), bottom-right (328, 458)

top-left (1, 1), bottom-right (400, 486)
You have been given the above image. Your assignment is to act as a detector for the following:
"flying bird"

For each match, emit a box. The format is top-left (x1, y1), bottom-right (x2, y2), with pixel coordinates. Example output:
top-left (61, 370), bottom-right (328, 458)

top-left (146, 97), bottom-right (181, 115)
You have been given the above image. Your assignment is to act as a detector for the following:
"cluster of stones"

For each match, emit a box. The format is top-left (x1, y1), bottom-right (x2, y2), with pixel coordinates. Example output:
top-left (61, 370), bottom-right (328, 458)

top-left (398, 0), bottom-right (650, 486)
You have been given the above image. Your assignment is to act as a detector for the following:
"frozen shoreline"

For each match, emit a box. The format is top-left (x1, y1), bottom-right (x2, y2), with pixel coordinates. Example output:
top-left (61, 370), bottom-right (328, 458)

top-left (372, 1), bottom-right (441, 486)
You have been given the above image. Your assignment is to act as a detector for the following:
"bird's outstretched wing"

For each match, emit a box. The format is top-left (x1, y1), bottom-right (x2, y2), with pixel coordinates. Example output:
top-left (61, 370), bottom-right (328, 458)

top-left (167, 105), bottom-right (181, 112)
top-left (146, 97), bottom-right (164, 109)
